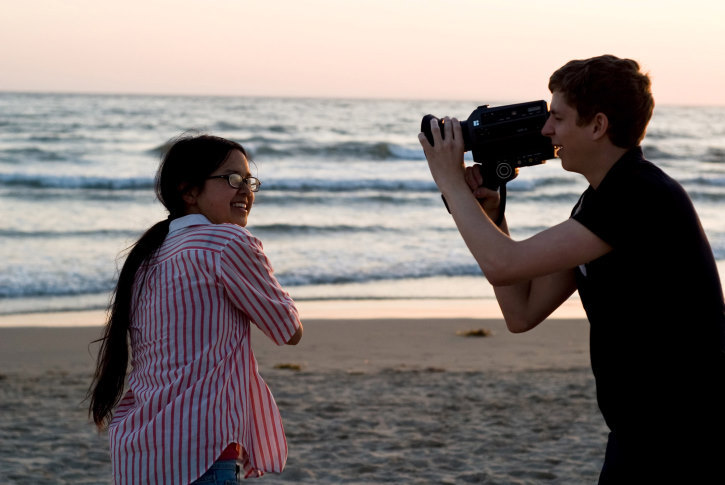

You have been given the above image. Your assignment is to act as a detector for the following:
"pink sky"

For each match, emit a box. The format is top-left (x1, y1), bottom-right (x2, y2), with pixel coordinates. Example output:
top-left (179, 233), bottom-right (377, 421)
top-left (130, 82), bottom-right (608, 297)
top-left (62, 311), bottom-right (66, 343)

top-left (2, 0), bottom-right (724, 106)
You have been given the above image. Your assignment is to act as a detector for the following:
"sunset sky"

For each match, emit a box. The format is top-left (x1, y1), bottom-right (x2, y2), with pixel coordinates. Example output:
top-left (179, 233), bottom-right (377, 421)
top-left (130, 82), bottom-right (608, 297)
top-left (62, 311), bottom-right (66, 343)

top-left (2, 0), bottom-right (724, 106)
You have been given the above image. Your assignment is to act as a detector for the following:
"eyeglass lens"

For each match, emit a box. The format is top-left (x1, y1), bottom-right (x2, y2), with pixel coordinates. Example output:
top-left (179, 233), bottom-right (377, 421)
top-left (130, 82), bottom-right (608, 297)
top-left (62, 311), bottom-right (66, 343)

top-left (227, 174), bottom-right (259, 192)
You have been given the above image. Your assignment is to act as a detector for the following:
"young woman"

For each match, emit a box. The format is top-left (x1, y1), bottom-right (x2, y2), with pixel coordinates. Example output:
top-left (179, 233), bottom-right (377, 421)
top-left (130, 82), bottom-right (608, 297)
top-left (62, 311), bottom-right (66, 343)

top-left (89, 134), bottom-right (303, 485)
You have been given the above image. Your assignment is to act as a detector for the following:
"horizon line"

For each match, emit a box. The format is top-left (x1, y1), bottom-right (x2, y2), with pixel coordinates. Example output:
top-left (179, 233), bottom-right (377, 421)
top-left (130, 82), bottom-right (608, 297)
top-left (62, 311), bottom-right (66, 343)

top-left (1, 88), bottom-right (722, 109)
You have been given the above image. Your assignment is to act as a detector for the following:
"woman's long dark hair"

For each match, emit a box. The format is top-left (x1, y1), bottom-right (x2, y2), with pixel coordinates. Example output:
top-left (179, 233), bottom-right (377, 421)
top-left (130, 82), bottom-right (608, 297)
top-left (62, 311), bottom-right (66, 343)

top-left (88, 134), bottom-right (247, 428)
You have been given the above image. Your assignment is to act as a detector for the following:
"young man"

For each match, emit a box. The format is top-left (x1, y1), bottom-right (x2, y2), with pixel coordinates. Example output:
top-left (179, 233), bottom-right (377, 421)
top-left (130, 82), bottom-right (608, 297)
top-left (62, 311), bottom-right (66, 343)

top-left (419, 55), bottom-right (725, 482)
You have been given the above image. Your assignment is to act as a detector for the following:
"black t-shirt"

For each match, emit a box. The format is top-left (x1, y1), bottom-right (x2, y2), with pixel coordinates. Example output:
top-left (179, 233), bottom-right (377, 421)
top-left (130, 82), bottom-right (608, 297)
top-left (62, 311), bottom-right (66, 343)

top-left (571, 147), bottom-right (725, 449)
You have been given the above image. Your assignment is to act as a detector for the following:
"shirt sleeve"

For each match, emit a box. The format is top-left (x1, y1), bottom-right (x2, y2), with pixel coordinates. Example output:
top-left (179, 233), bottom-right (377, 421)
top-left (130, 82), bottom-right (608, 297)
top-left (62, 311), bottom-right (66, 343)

top-left (571, 185), bottom-right (624, 247)
top-left (219, 230), bottom-right (301, 345)
top-left (571, 162), bottom-right (684, 251)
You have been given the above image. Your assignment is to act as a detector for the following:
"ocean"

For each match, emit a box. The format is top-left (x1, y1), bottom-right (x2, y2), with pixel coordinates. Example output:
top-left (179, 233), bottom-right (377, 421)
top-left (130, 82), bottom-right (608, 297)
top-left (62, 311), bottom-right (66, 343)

top-left (1, 92), bottom-right (724, 316)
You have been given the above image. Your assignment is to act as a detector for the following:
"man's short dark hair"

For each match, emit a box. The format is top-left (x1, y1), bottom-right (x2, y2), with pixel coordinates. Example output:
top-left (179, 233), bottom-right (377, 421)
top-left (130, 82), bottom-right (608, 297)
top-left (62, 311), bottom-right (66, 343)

top-left (549, 55), bottom-right (654, 148)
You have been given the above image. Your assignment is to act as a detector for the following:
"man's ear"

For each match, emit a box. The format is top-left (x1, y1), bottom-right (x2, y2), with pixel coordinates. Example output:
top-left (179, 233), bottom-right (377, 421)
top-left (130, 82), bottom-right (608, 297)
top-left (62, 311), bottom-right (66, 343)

top-left (591, 113), bottom-right (609, 141)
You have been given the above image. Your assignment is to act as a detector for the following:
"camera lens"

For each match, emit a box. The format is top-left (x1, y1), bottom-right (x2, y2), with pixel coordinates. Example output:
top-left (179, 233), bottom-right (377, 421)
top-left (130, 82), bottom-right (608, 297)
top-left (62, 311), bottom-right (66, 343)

top-left (420, 115), bottom-right (471, 150)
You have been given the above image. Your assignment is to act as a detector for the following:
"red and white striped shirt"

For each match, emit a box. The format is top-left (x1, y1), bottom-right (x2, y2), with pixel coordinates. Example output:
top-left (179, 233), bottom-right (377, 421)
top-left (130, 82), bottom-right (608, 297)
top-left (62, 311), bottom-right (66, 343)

top-left (108, 214), bottom-right (301, 484)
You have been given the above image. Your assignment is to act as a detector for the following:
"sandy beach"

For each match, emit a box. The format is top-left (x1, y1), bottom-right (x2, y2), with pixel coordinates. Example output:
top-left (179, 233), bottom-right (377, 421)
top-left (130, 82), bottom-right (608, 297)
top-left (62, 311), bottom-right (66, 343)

top-left (0, 299), bottom-right (607, 484)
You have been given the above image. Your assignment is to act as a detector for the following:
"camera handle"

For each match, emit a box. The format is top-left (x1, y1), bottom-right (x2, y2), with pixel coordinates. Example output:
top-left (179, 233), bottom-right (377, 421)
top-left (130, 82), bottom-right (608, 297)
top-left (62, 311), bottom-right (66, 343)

top-left (477, 163), bottom-right (509, 227)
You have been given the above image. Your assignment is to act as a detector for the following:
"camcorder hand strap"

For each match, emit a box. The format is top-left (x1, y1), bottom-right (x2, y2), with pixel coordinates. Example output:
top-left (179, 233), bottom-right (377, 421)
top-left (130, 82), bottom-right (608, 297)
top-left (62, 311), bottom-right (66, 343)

top-left (495, 184), bottom-right (507, 227)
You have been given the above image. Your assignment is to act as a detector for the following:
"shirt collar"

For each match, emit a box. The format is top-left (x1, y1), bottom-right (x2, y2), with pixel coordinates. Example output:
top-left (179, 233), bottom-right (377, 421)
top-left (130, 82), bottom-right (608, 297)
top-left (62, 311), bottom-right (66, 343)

top-left (168, 214), bottom-right (212, 234)
top-left (593, 146), bottom-right (645, 192)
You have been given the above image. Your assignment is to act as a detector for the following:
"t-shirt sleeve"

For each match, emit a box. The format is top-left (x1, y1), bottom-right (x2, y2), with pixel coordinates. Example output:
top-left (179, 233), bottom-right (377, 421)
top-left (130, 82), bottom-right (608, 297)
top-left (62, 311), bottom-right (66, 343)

top-left (219, 231), bottom-right (301, 345)
top-left (571, 164), bottom-right (689, 251)
top-left (571, 186), bottom-right (626, 247)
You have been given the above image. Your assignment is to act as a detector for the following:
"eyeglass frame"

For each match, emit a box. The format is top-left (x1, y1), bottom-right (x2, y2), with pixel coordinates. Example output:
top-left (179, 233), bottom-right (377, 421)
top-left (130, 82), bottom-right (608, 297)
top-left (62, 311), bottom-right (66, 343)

top-left (206, 173), bottom-right (262, 192)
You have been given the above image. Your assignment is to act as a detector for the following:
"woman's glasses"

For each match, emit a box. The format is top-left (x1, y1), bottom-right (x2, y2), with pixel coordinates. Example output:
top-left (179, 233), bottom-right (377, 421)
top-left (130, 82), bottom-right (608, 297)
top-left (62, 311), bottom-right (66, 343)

top-left (206, 174), bottom-right (262, 192)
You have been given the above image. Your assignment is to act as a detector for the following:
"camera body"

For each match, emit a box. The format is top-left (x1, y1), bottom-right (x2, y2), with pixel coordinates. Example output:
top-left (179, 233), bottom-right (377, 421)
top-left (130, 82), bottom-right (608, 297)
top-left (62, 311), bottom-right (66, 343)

top-left (421, 100), bottom-right (554, 190)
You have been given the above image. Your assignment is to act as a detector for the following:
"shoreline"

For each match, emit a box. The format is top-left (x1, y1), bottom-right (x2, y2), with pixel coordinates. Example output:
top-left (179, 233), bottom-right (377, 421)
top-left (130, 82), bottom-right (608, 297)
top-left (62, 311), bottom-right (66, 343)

top-left (0, 317), bottom-right (593, 375)
top-left (0, 297), bottom-right (586, 328)
top-left (0, 299), bottom-right (592, 376)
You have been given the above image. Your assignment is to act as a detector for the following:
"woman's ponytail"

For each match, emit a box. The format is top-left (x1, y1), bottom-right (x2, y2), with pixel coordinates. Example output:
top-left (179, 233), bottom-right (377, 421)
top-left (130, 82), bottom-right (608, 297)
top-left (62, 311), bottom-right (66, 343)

top-left (88, 219), bottom-right (170, 428)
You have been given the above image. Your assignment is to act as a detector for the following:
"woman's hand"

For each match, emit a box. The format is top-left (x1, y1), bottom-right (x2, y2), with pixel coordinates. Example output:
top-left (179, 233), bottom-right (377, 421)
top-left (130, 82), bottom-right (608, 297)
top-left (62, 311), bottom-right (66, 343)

top-left (418, 117), bottom-right (467, 193)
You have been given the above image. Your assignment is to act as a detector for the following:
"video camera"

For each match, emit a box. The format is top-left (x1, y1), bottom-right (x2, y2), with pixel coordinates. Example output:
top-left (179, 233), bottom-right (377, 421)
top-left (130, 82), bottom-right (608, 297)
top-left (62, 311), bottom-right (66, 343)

top-left (421, 100), bottom-right (554, 191)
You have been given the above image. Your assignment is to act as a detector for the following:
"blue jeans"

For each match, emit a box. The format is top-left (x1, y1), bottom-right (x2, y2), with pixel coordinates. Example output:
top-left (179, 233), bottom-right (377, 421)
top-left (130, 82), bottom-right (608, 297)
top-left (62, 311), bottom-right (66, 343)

top-left (190, 460), bottom-right (242, 485)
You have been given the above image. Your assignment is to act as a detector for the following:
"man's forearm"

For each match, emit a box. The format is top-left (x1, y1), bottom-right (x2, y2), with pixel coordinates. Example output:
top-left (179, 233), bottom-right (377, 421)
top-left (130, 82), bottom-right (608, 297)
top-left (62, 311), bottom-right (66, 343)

top-left (440, 180), bottom-right (517, 286)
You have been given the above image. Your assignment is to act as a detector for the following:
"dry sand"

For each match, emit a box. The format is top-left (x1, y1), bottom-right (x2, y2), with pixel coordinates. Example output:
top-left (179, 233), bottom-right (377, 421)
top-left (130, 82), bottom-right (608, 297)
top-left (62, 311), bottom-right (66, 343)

top-left (0, 300), bottom-right (607, 484)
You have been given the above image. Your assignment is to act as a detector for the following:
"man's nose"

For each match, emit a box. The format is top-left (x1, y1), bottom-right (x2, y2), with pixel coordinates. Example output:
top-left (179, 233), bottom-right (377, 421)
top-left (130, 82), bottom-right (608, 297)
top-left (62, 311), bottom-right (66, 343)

top-left (541, 118), bottom-right (553, 137)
